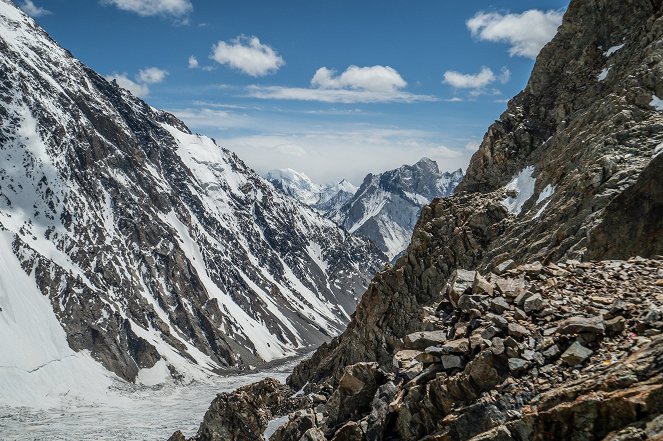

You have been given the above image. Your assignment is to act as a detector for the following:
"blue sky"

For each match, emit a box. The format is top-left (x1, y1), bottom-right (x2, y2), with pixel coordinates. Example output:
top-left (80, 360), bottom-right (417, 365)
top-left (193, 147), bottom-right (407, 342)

top-left (21, 0), bottom-right (569, 184)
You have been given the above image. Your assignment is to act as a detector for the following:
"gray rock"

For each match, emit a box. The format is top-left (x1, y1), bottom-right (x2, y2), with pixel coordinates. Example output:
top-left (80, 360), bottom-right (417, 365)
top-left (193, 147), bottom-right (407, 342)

top-left (508, 358), bottom-right (530, 372)
top-left (523, 294), bottom-right (544, 313)
top-left (561, 342), bottom-right (593, 366)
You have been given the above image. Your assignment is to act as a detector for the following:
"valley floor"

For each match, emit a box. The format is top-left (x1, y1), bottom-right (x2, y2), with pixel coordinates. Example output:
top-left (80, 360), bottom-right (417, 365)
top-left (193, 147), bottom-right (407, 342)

top-left (0, 356), bottom-right (304, 441)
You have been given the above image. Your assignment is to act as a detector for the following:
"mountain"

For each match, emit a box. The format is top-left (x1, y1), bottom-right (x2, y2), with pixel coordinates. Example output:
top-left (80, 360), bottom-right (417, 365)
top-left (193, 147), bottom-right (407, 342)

top-left (0, 0), bottom-right (385, 403)
top-left (331, 158), bottom-right (463, 259)
top-left (265, 169), bottom-right (357, 216)
top-left (176, 0), bottom-right (663, 439)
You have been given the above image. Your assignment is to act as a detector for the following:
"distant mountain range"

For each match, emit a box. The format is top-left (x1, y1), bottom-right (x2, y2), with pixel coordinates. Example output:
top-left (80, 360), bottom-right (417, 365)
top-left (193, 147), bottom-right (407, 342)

top-left (267, 159), bottom-right (464, 259)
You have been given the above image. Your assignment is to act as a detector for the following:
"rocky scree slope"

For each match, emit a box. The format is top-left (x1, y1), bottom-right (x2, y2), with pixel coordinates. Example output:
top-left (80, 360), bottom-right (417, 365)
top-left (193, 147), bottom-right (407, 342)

top-left (176, 259), bottom-right (663, 441)
top-left (0, 0), bottom-right (385, 391)
top-left (175, 0), bottom-right (663, 439)
top-left (330, 158), bottom-right (463, 260)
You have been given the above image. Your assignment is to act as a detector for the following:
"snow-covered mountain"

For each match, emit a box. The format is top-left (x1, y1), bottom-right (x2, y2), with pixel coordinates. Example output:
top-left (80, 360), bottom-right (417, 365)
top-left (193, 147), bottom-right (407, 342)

top-left (0, 0), bottom-right (385, 403)
top-left (266, 168), bottom-right (357, 215)
top-left (331, 158), bottom-right (463, 259)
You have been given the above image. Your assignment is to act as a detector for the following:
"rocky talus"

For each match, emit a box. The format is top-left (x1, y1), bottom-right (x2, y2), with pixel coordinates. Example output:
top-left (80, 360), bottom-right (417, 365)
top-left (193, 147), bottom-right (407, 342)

top-left (181, 259), bottom-right (663, 440)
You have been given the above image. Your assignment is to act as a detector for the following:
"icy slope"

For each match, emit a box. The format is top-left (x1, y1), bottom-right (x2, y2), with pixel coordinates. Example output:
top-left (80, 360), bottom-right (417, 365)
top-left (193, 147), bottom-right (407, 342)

top-left (0, 0), bottom-right (385, 390)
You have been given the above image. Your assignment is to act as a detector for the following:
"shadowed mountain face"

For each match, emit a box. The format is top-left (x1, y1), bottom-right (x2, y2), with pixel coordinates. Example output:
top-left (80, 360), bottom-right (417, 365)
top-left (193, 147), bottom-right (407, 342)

top-left (0, 0), bottom-right (385, 384)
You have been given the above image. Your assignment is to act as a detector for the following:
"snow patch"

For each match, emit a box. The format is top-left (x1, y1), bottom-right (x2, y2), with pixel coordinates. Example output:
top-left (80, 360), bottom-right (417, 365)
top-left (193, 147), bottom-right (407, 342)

top-left (136, 359), bottom-right (171, 387)
top-left (604, 44), bottom-right (625, 57)
top-left (264, 415), bottom-right (290, 440)
top-left (654, 143), bottom-right (663, 158)
top-left (598, 68), bottom-right (610, 81)
top-left (650, 95), bottom-right (663, 111)
top-left (501, 166), bottom-right (536, 215)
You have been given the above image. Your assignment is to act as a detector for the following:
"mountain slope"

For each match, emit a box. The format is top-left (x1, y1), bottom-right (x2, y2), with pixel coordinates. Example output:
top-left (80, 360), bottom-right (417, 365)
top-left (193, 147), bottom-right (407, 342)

top-left (265, 169), bottom-right (357, 216)
top-left (0, 0), bottom-right (385, 400)
top-left (331, 158), bottom-right (463, 259)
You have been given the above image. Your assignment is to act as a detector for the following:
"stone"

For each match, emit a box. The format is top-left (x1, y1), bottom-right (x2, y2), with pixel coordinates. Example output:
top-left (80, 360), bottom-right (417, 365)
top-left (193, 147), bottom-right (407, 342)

top-left (473, 272), bottom-right (494, 295)
top-left (403, 330), bottom-right (447, 349)
top-left (542, 344), bottom-right (561, 359)
top-left (488, 313), bottom-right (509, 330)
top-left (523, 294), bottom-right (544, 313)
top-left (495, 260), bottom-right (516, 275)
top-left (458, 295), bottom-right (485, 314)
top-left (508, 323), bottom-right (530, 339)
top-left (393, 350), bottom-right (421, 369)
top-left (327, 363), bottom-right (388, 428)
top-left (561, 342), bottom-right (593, 366)
top-left (469, 352), bottom-right (501, 390)
top-left (494, 276), bottom-right (526, 299)
top-left (449, 269), bottom-right (477, 306)
top-left (490, 297), bottom-right (510, 314)
top-left (167, 431), bottom-right (186, 441)
top-left (491, 337), bottom-right (505, 356)
top-left (522, 262), bottom-right (543, 276)
top-left (557, 316), bottom-right (605, 336)
top-left (508, 358), bottom-right (529, 372)
top-left (605, 316), bottom-right (626, 334)
top-left (441, 355), bottom-right (463, 370)
top-left (442, 339), bottom-right (470, 354)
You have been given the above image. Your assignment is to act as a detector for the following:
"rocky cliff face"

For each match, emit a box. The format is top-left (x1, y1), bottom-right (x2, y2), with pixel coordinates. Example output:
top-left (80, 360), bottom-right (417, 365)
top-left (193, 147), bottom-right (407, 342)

top-left (0, 0), bottom-right (385, 389)
top-left (331, 159), bottom-right (463, 260)
top-left (178, 0), bottom-right (663, 439)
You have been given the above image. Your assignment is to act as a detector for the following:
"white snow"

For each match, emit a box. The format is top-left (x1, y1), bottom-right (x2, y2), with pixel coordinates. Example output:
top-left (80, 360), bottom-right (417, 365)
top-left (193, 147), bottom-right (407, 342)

top-left (604, 44), bottom-right (625, 57)
top-left (501, 166), bottom-right (537, 215)
top-left (136, 359), bottom-right (171, 387)
top-left (0, 230), bottom-right (117, 408)
top-left (536, 184), bottom-right (555, 204)
top-left (650, 95), bottom-right (663, 111)
top-left (654, 143), bottom-right (663, 158)
top-left (598, 67), bottom-right (610, 81)
top-left (264, 415), bottom-right (290, 440)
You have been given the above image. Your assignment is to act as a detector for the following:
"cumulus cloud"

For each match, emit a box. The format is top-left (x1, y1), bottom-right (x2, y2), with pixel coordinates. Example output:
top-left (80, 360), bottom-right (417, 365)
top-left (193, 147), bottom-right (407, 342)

top-left (467, 9), bottom-right (564, 59)
top-left (188, 56), bottom-right (199, 68)
top-left (311, 66), bottom-right (407, 93)
top-left (442, 66), bottom-right (510, 98)
top-left (137, 67), bottom-right (168, 84)
top-left (105, 73), bottom-right (150, 98)
top-left (443, 67), bottom-right (496, 89)
top-left (19, 0), bottom-right (51, 17)
top-left (102, 0), bottom-right (192, 17)
top-left (247, 65), bottom-right (434, 103)
top-left (211, 36), bottom-right (284, 77)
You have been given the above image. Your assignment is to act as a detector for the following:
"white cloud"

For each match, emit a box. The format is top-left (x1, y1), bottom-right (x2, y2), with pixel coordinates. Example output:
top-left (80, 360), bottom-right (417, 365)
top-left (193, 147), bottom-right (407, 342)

top-left (211, 36), bottom-right (284, 77)
top-left (443, 67), bottom-right (496, 89)
top-left (19, 0), bottom-right (51, 17)
top-left (105, 73), bottom-right (150, 97)
top-left (246, 65), bottom-right (433, 104)
top-left (137, 67), bottom-right (168, 84)
top-left (246, 85), bottom-right (437, 104)
top-left (467, 9), bottom-right (564, 59)
top-left (188, 56), bottom-right (199, 68)
top-left (311, 65), bottom-right (407, 93)
top-left (102, 0), bottom-right (192, 17)
top-left (498, 67), bottom-right (511, 84)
